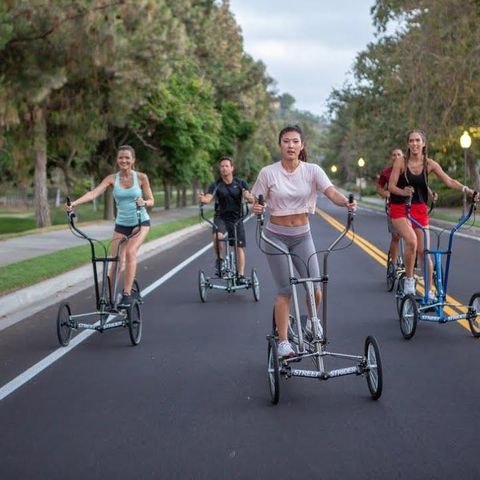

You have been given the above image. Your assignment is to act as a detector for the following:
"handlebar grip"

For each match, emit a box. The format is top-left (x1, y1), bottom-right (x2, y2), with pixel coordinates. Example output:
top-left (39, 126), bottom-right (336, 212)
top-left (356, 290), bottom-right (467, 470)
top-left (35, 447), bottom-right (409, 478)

top-left (348, 193), bottom-right (354, 204)
top-left (256, 194), bottom-right (265, 222)
top-left (65, 196), bottom-right (76, 220)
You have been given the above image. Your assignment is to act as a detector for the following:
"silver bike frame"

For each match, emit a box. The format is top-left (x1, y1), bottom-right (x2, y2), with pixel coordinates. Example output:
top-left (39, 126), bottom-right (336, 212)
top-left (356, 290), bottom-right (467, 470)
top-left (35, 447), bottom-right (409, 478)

top-left (259, 208), bottom-right (357, 378)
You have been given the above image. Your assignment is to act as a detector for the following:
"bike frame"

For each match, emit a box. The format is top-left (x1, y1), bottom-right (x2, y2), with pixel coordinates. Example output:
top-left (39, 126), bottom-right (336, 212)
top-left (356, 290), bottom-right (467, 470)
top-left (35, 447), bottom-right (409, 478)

top-left (199, 203), bottom-right (249, 291)
top-left (66, 207), bottom-right (142, 328)
top-left (406, 198), bottom-right (477, 322)
top-left (259, 208), bottom-right (364, 379)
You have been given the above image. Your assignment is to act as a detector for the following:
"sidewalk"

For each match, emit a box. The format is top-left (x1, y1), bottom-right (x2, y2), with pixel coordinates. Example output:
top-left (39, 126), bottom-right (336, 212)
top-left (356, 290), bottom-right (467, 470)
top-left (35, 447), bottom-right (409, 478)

top-left (0, 205), bottom-right (201, 268)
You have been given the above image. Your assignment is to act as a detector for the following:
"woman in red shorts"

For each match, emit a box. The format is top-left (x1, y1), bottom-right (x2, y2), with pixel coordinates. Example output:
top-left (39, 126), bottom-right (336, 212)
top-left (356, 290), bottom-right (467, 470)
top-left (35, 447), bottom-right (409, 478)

top-left (388, 129), bottom-right (475, 299)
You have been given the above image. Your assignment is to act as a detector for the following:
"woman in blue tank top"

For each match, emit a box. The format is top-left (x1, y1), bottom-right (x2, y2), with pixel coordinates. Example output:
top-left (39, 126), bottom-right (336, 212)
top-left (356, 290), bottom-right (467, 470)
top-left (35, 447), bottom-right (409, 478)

top-left (67, 145), bottom-right (154, 305)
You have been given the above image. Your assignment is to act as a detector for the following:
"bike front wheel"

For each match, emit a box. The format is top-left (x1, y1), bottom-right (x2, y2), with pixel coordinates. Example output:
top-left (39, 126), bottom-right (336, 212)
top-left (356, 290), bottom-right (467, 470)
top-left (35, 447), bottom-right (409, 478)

top-left (364, 336), bottom-right (383, 400)
top-left (400, 294), bottom-right (418, 340)
top-left (127, 300), bottom-right (142, 346)
top-left (198, 270), bottom-right (208, 303)
top-left (267, 337), bottom-right (280, 405)
top-left (251, 268), bottom-right (260, 301)
top-left (57, 302), bottom-right (73, 347)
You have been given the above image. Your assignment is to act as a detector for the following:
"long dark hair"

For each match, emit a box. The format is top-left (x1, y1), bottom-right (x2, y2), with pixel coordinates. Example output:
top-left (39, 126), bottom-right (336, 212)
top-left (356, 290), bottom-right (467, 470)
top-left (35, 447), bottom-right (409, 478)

top-left (404, 129), bottom-right (428, 185)
top-left (278, 124), bottom-right (308, 162)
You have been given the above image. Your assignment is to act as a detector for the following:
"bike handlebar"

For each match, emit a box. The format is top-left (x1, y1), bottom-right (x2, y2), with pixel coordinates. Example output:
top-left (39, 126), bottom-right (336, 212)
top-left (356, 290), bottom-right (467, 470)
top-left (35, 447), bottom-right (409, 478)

top-left (65, 196), bottom-right (143, 242)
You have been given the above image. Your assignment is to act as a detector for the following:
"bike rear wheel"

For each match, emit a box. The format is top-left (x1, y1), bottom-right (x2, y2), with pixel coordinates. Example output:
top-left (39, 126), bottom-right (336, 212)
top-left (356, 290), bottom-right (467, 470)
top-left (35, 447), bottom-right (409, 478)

top-left (132, 279), bottom-right (143, 304)
top-left (386, 258), bottom-right (396, 292)
top-left (396, 273), bottom-right (405, 315)
top-left (468, 292), bottom-right (480, 337)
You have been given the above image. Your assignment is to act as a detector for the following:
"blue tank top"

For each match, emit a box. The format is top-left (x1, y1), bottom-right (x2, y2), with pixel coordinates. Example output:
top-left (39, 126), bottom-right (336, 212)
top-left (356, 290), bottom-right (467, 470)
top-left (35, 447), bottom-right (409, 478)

top-left (113, 171), bottom-right (150, 226)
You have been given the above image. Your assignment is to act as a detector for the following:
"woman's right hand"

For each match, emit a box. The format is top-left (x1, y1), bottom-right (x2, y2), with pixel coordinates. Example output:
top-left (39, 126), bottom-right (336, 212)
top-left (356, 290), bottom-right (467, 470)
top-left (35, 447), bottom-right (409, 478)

top-left (253, 201), bottom-right (266, 215)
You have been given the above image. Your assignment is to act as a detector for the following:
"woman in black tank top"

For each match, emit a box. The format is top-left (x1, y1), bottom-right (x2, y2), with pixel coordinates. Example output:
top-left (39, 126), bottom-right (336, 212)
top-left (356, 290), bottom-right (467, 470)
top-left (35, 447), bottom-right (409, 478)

top-left (388, 129), bottom-right (476, 300)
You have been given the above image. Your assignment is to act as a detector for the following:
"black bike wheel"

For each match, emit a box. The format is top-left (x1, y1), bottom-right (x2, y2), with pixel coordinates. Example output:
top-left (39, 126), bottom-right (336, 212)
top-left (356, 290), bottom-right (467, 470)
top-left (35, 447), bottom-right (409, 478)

top-left (127, 300), bottom-right (142, 346)
top-left (198, 270), bottom-right (208, 303)
top-left (468, 292), bottom-right (480, 338)
top-left (251, 268), bottom-right (260, 302)
top-left (132, 279), bottom-right (143, 304)
top-left (57, 302), bottom-right (73, 347)
top-left (386, 259), bottom-right (396, 292)
top-left (396, 274), bottom-right (405, 315)
top-left (400, 294), bottom-right (418, 340)
top-left (267, 337), bottom-right (280, 405)
top-left (364, 336), bottom-right (383, 400)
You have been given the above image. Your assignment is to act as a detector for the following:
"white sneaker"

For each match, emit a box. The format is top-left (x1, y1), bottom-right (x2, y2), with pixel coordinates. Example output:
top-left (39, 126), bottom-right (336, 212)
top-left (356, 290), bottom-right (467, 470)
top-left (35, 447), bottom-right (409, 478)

top-left (277, 340), bottom-right (295, 358)
top-left (428, 290), bottom-right (437, 303)
top-left (404, 277), bottom-right (416, 295)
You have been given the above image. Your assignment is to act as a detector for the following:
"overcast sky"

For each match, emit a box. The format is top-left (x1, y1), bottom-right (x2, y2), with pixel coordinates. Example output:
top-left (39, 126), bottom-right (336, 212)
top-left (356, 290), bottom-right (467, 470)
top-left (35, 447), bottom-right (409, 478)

top-left (228, 0), bottom-right (377, 117)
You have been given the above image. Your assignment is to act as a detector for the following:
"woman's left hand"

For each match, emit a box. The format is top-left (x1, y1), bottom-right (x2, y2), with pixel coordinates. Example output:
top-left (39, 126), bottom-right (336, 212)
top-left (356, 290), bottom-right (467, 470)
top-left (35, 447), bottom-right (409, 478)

top-left (135, 197), bottom-right (146, 207)
top-left (346, 198), bottom-right (357, 212)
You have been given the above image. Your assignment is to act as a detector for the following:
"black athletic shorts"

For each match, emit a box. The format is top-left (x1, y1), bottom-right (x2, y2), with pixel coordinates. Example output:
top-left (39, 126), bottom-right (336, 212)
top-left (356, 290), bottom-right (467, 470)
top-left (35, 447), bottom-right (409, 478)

top-left (213, 216), bottom-right (246, 247)
top-left (114, 221), bottom-right (151, 236)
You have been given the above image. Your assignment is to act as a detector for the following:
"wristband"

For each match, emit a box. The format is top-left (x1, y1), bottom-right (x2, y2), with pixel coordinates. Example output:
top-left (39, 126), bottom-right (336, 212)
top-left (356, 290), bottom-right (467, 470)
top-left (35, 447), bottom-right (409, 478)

top-left (462, 185), bottom-right (468, 193)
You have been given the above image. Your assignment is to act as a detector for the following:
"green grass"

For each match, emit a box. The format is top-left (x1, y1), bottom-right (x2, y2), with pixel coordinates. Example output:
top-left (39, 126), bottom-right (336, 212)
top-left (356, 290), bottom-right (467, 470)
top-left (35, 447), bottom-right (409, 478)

top-left (0, 215), bottom-right (201, 296)
top-left (0, 204), bottom-right (105, 237)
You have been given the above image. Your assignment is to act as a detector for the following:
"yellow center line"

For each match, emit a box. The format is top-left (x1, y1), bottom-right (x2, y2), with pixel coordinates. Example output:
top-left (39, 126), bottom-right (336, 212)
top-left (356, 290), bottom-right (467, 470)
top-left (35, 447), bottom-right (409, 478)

top-left (316, 208), bottom-right (472, 332)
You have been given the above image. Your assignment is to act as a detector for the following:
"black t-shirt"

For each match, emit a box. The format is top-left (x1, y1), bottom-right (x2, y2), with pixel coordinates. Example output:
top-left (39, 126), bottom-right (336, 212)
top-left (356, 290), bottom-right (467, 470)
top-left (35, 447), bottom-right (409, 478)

top-left (207, 177), bottom-right (249, 221)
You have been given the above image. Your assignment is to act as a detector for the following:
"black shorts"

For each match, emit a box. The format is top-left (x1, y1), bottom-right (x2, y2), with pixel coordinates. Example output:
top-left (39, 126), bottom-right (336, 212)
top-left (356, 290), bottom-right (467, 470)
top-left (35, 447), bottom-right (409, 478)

top-left (114, 221), bottom-right (150, 236)
top-left (213, 216), bottom-right (246, 247)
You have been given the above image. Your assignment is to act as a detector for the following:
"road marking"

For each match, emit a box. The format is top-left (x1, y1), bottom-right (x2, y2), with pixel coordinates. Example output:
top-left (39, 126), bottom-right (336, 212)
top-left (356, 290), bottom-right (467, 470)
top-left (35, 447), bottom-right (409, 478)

top-left (0, 242), bottom-right (212, 401)
top-left (317, 208), bottom-right (474, 333)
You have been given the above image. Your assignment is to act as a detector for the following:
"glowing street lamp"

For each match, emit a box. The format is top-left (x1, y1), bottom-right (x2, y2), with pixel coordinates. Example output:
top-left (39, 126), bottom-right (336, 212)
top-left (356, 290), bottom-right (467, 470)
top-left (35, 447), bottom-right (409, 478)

top-left (460, 130), bottom-right (472, 215)
top-left (357, 158), bottom-right (366, 198)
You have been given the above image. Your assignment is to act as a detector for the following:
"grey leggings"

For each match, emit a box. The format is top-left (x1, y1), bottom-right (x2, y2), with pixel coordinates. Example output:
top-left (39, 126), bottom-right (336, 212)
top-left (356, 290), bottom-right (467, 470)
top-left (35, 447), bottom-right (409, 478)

top-left (264, 229), bottom-right (320, 296)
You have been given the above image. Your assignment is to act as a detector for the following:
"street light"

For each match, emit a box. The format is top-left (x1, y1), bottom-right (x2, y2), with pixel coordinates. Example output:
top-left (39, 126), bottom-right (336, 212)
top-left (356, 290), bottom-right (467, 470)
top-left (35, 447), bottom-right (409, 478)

top-left (330, 165), bottom-right (337, 173)
top-left (460, 130), bottom-right (472, 215)
top-left (357, 157), bottom-right (365, 198)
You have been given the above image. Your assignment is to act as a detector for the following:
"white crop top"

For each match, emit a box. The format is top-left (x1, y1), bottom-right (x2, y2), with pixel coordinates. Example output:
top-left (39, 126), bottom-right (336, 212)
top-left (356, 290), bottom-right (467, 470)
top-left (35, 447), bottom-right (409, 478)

top-left (251, 161), bottom-right (333, 216)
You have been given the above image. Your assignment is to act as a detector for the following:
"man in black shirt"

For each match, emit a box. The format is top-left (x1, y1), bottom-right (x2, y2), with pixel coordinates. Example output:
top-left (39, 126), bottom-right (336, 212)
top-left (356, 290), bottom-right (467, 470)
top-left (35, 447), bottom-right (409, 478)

top-left (198, 156), bottom-right (251, 282)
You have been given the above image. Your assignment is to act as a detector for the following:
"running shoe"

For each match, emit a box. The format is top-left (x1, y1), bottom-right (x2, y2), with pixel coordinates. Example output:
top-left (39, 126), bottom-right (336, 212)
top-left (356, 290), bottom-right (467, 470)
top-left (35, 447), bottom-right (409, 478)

top-left (237, 274), bottom-right (247, 285)
top-left (119, 292), bottom-right (132, 307)
top-left (277, 340), bottom-right (295, 358)
top-left (428, 290), bottom-right (438, 303)
top-left (404, 277), bottom-right (416, 295)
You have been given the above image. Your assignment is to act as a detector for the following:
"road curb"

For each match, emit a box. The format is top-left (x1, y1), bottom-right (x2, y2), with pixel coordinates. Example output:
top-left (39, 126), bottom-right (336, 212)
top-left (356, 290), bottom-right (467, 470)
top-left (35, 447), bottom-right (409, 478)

top-left (0, 223), bottom-right (208, 332)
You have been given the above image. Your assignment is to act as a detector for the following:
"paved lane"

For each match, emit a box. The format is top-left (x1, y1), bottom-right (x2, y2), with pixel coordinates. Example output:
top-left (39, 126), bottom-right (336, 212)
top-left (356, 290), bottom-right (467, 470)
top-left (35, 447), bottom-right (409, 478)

top-left (1, 198), bottom-right (479, 479)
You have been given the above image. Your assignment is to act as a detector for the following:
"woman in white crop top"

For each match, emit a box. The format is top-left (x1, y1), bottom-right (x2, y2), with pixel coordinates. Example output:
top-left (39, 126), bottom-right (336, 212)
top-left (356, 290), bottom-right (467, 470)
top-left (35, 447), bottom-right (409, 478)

top-left (251, 125), bottom-right (356, 358)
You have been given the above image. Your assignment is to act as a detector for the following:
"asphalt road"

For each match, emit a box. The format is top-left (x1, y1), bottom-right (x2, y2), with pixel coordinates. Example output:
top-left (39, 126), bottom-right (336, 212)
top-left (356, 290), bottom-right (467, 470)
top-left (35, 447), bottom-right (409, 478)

top-left (1, 198), bottom-right (479, 479)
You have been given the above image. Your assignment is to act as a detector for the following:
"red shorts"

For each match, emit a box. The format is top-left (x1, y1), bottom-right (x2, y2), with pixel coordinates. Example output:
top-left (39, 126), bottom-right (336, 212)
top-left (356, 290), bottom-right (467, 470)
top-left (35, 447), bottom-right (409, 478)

top-left (389, 203), bottom-right (429, 228)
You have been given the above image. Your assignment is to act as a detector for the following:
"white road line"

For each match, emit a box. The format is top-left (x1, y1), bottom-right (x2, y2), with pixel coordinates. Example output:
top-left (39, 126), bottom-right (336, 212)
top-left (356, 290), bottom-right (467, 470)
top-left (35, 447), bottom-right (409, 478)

top-left (0, 242), bottom-right (211, 402)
